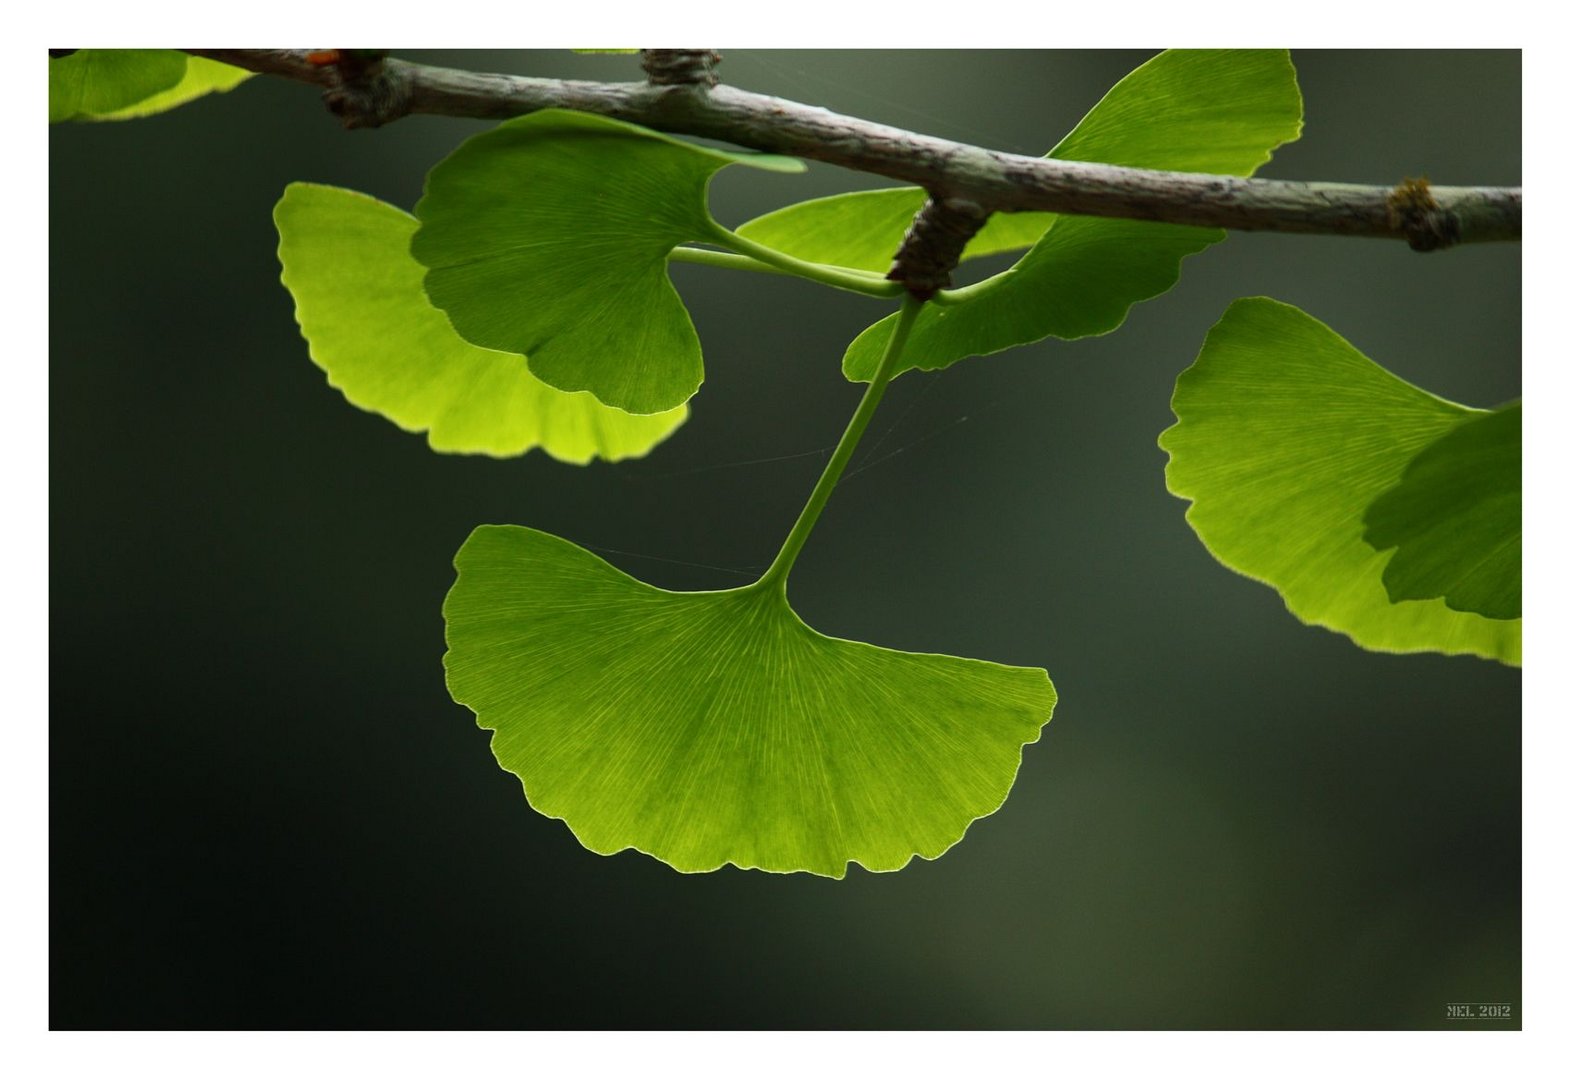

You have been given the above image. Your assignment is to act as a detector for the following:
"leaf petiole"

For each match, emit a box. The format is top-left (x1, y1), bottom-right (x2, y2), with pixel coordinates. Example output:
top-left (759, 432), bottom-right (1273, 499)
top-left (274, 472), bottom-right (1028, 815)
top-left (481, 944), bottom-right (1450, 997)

top-left (704, 225), bottom-right (906, 299)
top-left (757, 292), bottom-right (924, 594)
top-left (668, 245), bottom-right (798, 278)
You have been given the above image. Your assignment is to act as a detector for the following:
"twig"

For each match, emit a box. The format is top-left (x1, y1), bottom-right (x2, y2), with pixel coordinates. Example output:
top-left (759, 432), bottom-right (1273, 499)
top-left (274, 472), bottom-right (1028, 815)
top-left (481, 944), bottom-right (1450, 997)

top-left (185, 49), bottom-right (1522, 250)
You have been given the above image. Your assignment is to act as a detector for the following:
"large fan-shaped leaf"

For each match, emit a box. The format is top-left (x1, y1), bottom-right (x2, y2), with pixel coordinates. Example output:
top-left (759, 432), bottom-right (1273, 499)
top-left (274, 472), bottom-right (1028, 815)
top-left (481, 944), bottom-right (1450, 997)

top-left (274, 183), bottom-right (684, 463)
top-left (1160, 298), bottom-right (1520, 665)
top-left (411, 109), bottom-right (803, 415)
top-left (445, 526), bottom-right (1055, 877)
top-left (1364, 402), bottom-right (1521, 620)
top-left (839, 49), bottom-right (1303, 381)
top-left (50, 49), bottom-right (185, 122)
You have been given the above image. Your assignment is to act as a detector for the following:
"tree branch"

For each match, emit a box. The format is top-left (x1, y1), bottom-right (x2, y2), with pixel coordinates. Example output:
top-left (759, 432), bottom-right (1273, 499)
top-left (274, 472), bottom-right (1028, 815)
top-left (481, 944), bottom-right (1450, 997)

top-left (187, 49), bottom-right (1522, 251)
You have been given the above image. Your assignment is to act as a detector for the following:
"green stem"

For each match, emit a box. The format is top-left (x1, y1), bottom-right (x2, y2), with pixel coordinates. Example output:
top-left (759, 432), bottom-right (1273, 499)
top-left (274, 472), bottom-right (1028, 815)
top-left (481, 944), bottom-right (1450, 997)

top-left (668, 246), bottom-right (798, 278)
top-left (705, 225), bottom-right (906, 299)
top-left (756, 292), bottom-right (924, 594)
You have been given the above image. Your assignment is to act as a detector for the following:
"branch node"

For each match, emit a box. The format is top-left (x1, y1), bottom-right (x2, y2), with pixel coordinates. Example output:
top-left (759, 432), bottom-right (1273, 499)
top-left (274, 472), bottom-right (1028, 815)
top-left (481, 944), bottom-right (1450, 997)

top-left (886, 197), bottom-right (990, 299)
top-left (641, 50), bottom-right (722, 88)
top-left (1387, 176), bottom-right (1461, 252)
top-left (317, 50), bottom-right (412, 130)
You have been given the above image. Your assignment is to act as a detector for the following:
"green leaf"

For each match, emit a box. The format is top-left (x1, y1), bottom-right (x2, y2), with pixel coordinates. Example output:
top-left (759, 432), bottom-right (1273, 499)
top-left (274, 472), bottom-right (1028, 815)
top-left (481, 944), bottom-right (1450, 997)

top-left (274, 183), bottom-right (686, 463)
top-left (839, 49), bottom-right (1303, 381)
top-left (1046, 49), bottom-right (1302, 172)
top-left (1160, 298), bottom-right (1520, 665)
top-left (50, 49), bottom-right (185, 122)
top-left (1363, 403), bottom-right (1521, 620)
top-left (738, 188), bottom-right (929, 274)
top-left (411, 109), bottom-right (804, 415)
top-left (445, 526), bottom-right (1055, 877)
top-left (843, 218), bottom-right (1224, 380)
top-left (737, 189), bottom-right (1060, 274)
top-left (89, 55), bottom-right (251, 121)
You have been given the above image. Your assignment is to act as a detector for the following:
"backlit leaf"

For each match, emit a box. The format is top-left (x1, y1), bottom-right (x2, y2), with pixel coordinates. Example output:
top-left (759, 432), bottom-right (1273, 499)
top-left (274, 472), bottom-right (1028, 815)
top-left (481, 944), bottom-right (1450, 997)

top-left (275, 183), bottom-right (685, 463)
top-left (843, 217), bottom-right (1222, 380)
top-left (1160, 298), bottom-right (1520, 665)
top-left (445, 526), bottom-right (1056, 877)
top-left (1363, 402), bottom-right (1521, 620)
top-left (90, 55), bottom-right (251, 121)
top-left (737, 188), bottom-right (929, 274)
top-left (50, 49), bottom-right (185, 122)
top-left (738, 188), bottom-right (1060, 275)
top-left (840, 49), bottom-right (1303, 381)
top-left (411, 109), bottom-right (803, 414)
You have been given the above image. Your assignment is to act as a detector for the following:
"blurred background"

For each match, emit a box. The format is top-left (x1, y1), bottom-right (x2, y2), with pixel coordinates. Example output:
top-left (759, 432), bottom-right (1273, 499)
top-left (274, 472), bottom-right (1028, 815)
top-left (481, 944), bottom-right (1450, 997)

top-left (49, 50), bottom-right (1521, 1029)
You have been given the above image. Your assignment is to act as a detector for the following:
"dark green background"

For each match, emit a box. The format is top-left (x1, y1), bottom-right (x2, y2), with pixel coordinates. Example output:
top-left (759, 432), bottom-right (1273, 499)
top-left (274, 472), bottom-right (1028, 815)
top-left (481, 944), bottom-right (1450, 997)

top-left (50, 50), bottom-right (1521, 1029)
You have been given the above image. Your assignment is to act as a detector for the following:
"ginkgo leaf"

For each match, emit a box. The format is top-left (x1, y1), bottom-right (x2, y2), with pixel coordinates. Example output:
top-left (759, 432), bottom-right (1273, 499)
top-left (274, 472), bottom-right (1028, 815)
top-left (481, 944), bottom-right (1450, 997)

top-left (731, 180), bottom-right (1053, 274)
top-left (1363, 402), bottom-right (1521, 620)
top-left (274, 182), bottom-right (685, 463)
top-left (1160, 297), bottom-right (1520, 665)
top-left (89, 55), bottom-right (251, 121)
top-left (844, 217), bottom-right (1224, 380)
top-left (737, 49), bottom-right (1302, 279)
top-left (444, 526), bottom-right (1056, 877)
top-left (411, 109), bottom-right (803, 415)
top-left (737, 188), bottom-right (929, 274)
top-left (839, 49), bottom-right (1303, 381)
top-left (50, 49), bottom-right (186, 122)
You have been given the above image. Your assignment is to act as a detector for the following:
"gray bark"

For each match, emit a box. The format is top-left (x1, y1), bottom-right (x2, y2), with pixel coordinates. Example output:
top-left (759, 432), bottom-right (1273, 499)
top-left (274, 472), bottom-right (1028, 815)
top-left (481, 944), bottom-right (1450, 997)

top-left (186, 49), bottom-right (1522, 250)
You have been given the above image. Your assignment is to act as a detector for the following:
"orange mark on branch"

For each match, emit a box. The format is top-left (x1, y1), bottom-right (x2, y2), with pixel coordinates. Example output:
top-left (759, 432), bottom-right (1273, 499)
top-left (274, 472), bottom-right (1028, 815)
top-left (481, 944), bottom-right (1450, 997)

top-left (1386, 175), bottom-right (1460, 251)
top-left (1387, 176), bottom-right (1438, 228)
top-left (306, 50), bottom-right (343, 67)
